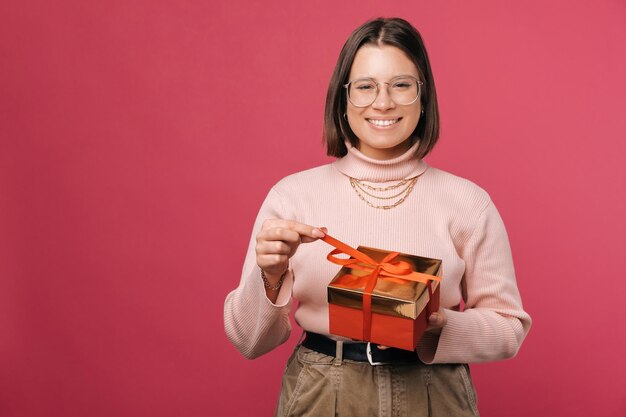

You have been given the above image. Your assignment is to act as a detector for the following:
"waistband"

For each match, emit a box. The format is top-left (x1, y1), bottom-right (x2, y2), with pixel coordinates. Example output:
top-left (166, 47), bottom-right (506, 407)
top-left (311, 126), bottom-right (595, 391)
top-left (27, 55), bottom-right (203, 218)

top-left (302, 332), bottom-right (421, 366)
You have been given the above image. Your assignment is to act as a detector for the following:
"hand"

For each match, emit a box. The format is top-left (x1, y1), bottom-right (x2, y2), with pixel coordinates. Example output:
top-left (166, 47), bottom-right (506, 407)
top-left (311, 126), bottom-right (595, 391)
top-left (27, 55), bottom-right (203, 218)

top-left (425, 310), bottom-right (447, 334)
top-left (256, 219), bottom-right (326, 286)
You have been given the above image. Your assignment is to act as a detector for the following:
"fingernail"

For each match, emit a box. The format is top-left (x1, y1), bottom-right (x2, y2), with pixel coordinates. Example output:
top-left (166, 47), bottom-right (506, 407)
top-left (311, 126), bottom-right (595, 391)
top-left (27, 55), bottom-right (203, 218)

top-left (312, 228), bottom-right (325, 238)
top-left (429, 313), bottom-right (438, 322)
top-left (320, 227), bottom-right (328, 233)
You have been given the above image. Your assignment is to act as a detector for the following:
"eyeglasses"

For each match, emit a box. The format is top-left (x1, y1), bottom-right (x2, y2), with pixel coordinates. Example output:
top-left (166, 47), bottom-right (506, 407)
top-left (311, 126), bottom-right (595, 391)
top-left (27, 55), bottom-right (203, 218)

top-left (344, 76), bottom-right (423, 108)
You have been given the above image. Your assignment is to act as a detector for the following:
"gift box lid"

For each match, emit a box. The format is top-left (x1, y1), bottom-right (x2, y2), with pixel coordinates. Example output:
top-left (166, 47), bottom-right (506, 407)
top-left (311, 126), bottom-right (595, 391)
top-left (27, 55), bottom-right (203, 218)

top-left (327, 246), bottom-right (442, 320)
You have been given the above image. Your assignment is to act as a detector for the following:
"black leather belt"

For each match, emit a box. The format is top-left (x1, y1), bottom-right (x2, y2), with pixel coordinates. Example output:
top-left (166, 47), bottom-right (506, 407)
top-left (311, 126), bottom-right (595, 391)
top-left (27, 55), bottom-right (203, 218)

top-left (302, 332), bottom-right (421, 365)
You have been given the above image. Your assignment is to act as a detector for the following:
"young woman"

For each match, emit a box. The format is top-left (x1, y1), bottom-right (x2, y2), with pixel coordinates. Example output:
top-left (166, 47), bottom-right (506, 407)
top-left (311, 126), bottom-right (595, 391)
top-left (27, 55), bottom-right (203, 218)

top-left (224, 17), bottom-right (531, 417)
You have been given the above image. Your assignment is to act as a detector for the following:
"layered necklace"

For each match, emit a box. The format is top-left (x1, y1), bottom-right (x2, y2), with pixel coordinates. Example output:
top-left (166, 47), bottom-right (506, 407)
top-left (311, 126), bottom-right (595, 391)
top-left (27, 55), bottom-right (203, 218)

top-left (349, 176), bottom-right (418, 210)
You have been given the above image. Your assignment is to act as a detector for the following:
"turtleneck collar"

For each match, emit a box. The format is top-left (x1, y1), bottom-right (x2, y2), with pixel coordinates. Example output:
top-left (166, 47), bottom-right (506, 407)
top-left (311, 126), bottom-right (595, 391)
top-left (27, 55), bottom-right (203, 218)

top-left (332, 140), bottom-right (429, 182)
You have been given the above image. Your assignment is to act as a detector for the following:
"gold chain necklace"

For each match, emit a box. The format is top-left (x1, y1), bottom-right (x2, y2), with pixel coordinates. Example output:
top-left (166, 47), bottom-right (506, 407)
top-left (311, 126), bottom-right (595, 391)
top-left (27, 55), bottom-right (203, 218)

top-left (349, 176), bottom-right (418, 210)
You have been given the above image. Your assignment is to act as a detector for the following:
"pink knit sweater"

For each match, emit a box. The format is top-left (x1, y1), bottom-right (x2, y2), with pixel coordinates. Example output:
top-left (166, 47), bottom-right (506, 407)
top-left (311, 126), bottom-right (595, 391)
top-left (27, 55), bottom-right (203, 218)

top-left (224, 142), bottom-right (531, 363)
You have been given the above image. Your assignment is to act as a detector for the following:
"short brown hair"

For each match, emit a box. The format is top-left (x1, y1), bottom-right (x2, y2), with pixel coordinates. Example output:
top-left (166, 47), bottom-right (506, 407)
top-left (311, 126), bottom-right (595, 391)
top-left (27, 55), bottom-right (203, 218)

top-left (323, 18), bottom-right (440, 159)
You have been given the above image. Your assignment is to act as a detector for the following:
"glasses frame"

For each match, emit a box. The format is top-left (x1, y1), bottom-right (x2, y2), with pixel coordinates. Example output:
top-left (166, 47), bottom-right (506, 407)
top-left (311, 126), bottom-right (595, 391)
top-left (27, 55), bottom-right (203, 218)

top-left (343, 75), bottom-right (423, 108)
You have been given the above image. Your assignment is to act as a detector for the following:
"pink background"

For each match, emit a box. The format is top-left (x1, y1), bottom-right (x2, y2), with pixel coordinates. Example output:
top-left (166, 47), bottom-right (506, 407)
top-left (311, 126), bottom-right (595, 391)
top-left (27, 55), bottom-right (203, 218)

top-left (2, 1), bottom-right (625, 416)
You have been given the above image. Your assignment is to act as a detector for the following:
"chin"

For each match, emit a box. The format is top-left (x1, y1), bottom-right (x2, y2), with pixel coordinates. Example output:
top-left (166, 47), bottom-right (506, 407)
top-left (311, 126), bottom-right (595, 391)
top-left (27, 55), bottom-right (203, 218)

top-left (364, 136), bottom-right (410, 150)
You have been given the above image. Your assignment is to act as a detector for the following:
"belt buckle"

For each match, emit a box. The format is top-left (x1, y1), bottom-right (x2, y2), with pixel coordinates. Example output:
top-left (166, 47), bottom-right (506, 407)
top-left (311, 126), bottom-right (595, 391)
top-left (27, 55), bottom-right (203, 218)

top-left (366, 342), bottom-right (386, 366)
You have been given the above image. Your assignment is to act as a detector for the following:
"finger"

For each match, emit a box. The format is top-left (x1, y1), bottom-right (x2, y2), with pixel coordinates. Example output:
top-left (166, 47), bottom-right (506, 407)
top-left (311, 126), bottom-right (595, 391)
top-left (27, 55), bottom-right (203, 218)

top-left (256, 253), bottom-right (289, 270)
top-left (428, 312), bottom-right (447, 328)
top-left (377, 345), bottom-right (390, 350)
top-left (255, 240), bottom-right (292, 256)
top-left (257, 227), bottom-right (301, 245)
top-left (298, 224), bottom-right (326, 243)
top-left (261, 219), bottom-right (325, 241)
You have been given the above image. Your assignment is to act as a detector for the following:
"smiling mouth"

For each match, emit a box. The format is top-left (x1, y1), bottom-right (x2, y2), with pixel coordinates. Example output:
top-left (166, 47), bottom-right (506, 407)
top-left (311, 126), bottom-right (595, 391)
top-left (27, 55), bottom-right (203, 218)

top-left (367, 118), bottom-right (401, 127)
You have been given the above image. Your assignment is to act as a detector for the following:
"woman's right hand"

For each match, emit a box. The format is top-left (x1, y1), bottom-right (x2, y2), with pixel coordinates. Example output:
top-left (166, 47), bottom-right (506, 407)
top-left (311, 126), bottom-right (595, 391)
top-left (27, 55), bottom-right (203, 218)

top-left (256, 219), bottom-right (326, 286)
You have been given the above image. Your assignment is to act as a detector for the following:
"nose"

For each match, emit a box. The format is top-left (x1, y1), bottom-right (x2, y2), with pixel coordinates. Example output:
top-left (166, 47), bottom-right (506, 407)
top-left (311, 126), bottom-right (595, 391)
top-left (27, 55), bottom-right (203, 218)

top-left (371, 83), bottom-right (396, 110)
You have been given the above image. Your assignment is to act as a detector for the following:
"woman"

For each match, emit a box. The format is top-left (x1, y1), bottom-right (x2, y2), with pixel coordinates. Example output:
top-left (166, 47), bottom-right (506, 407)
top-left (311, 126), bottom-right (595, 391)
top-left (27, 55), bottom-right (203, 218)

top-left (224, 17), bottom-right (531, 417)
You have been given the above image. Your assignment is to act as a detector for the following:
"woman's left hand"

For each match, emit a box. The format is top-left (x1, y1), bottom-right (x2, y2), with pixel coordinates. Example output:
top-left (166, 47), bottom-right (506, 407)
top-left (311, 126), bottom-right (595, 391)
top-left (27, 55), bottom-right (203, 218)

top-left (425, 310), bottom-right (447, 334)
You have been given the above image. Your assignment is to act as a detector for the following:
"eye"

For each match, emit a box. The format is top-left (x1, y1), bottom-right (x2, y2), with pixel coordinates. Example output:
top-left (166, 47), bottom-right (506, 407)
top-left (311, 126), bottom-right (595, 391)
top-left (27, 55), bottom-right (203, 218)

top-left (354, 82), bottom-right (376, 91)
top-left (391, 79), bottom-right (415, 89)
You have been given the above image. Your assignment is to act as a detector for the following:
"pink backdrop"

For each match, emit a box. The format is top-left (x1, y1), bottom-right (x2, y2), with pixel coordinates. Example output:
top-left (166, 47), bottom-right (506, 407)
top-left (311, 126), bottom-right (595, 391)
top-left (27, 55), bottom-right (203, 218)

top-left (2, 1), bottom-right (625, 416)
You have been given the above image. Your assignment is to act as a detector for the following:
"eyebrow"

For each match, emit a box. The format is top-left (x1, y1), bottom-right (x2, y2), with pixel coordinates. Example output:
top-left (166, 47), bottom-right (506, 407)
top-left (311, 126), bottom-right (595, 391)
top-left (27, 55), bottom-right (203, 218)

top-left (351, 74), bottom-right (418, 81)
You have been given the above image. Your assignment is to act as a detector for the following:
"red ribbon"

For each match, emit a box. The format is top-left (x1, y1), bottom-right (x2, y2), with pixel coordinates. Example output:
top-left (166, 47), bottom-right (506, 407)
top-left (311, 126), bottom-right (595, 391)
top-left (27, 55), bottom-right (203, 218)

top-left (322, 234), bottom-right (439, 341)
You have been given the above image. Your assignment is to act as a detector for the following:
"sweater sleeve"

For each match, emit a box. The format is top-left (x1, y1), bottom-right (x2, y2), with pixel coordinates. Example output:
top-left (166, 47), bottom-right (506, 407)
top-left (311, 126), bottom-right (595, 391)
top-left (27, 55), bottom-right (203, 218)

top-left (223, 188), bottom-right (295, 359)
top-left (418, 200), bottom-right (532, 364)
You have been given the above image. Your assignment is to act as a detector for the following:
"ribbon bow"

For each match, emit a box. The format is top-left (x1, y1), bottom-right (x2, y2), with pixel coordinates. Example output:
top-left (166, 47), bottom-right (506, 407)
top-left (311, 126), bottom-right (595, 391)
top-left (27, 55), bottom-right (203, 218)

top-left (322, 234), bottom-right (439, 341)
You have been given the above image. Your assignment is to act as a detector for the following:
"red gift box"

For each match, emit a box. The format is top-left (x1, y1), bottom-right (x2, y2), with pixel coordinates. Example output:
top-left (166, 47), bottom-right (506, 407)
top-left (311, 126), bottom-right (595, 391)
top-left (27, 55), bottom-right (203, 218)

top-left (322, 235), bottom-right (441, 351)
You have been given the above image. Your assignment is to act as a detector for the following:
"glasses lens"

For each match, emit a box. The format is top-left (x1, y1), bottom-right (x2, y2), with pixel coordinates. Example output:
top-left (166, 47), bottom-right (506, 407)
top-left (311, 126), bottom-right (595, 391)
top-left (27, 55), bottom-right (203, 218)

top-left (389, 77), bottom-right (419, 105)
top-left (348, 79), bottom-right (377, 107)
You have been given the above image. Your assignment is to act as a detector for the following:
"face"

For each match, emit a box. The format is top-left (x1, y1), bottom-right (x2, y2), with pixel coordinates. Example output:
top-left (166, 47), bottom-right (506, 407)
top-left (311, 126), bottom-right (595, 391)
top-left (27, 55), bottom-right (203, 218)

top-left (346, 45), bottom-right (422, 160)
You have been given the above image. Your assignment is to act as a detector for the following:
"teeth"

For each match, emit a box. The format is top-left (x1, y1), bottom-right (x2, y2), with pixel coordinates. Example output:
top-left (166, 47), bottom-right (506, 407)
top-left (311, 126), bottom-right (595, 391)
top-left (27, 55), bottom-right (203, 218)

top-left (368, 119), bottom-right (399, 127)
